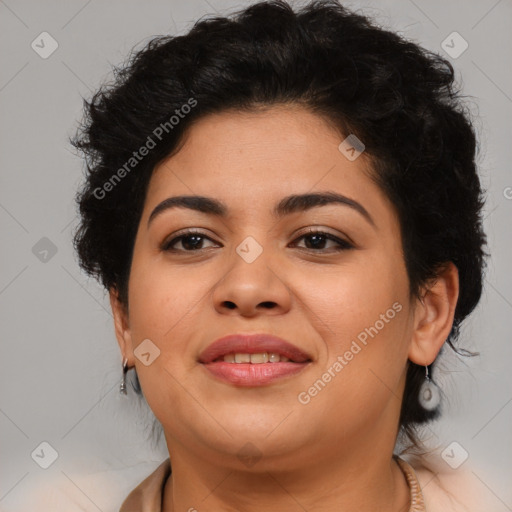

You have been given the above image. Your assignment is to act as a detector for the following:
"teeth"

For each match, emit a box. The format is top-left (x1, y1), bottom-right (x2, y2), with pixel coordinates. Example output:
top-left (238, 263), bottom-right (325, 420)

top-left (223, 353), bottom-right (291, 363)
top-left (250, 353), bottom-right (268, 363)
top-left (269, 353), bottom-right (280, 363)
top-left (234, 353), bottom-right (251, 363)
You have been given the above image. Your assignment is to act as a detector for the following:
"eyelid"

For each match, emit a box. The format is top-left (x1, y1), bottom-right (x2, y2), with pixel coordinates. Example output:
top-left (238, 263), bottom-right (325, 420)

top-left (293, 226), bottom-right (355, 246)
top-left (160, 228), bottom-right (220, 251)
top-left (291, 228), bottom-right (354, 251)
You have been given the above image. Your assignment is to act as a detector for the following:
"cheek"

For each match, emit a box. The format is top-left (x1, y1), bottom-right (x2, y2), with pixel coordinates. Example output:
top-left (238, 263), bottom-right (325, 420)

top-left (298, 254), bottom-right (411, 412)
top-left (299, 257), bottom-right (407, 349)
top-left (127, 256), bottom-right (203, 340)
top-left (125, 258), bottom-right (204, 418)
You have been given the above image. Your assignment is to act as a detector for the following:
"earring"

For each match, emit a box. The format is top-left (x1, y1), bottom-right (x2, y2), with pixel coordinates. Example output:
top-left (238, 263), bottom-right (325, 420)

top-left (418, 365), bottom-right (441, 411)
top-left (120, 357), bottom-right (128, 395)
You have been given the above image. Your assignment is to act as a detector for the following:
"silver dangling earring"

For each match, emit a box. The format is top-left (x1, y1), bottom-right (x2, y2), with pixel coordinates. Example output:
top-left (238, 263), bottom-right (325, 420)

top-left (418, 365), bottom-right (441, 410)
top-left (120, 357), bottom-right (128, 395)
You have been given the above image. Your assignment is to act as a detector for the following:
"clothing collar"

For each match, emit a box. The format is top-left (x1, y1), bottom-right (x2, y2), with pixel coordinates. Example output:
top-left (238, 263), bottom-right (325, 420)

top-left (119, 458), bottom-right (171, 511)
top-left (119, 456), bottom-right (425, 511)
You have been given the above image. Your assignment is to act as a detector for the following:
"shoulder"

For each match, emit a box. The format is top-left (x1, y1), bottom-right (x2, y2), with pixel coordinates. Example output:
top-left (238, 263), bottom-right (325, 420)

top-left (4, 460), bottom-right (165, 512)
top-left (406, 455), bottom-right (497, 512)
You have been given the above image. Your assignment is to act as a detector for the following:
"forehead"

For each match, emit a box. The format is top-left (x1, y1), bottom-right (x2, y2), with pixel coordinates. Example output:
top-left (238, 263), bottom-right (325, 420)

top-left (144, 105), bottom-right (391, 223)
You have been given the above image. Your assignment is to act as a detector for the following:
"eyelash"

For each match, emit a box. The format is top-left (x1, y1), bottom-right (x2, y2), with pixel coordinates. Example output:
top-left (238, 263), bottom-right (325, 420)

top-left (161, 228), bottom-right (354, 253)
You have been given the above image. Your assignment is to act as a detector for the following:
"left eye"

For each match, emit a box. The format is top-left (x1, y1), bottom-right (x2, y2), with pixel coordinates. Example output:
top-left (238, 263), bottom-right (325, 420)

top-left (291, 231), bottom-right (353, 252)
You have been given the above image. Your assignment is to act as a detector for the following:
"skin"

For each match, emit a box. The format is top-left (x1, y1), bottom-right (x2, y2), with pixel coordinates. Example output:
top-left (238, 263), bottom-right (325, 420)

top-left (110, 105), bottom-right (459, 512)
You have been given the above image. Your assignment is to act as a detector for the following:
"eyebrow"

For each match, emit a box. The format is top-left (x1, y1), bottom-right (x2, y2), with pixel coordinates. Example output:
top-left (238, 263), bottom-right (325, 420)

top-left (147, 191), bottom-right (376, 228)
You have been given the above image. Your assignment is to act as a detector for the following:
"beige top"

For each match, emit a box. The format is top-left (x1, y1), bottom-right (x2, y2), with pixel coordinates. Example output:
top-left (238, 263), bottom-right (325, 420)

top-left (119, 456), bottom-right (425, 511)
top-left (6, 452), bottom-right (492, 511)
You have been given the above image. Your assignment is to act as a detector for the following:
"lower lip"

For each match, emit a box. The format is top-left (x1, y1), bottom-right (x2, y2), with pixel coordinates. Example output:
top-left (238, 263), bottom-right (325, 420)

top-left (201, 361), bottom-right (309, 386)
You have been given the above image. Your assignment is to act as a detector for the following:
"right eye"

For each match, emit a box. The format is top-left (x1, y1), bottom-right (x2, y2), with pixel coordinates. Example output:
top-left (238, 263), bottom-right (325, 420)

top-left (161, 230), bottom-right (220, 252)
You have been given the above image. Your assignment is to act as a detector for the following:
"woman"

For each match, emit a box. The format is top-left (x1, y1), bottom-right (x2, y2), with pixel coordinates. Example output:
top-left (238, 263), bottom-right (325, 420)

top-left (71, 0), bottom-right (488, 510)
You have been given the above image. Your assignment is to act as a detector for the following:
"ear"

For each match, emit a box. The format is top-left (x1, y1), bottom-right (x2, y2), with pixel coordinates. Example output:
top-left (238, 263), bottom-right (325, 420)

top-left (109, 287), bottom-right (135, 367)
top-left (408, 262), bottom-right (459, 365)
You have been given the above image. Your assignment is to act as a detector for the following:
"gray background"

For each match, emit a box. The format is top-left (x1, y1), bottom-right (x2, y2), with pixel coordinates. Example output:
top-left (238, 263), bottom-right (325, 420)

top-left (1, 0), bottom-right (511, 510)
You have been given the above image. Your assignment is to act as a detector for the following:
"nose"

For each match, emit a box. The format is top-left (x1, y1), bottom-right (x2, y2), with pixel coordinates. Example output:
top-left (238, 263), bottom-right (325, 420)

top-left (211, 243), bottom-right (292, 317)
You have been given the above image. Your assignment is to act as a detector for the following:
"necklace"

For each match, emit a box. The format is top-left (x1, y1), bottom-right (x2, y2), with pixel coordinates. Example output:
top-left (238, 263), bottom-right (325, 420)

top-left (395, 456), bottom-right (426, 512)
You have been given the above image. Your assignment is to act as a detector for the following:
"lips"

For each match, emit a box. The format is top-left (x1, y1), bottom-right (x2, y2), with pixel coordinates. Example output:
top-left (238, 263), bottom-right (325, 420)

top-left (198, 333), bottom-right (312, 387)
top-left (198, 333), bottom-right (312, 364)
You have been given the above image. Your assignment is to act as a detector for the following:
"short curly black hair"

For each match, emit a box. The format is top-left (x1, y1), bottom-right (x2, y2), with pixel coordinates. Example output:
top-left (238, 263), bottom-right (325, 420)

top-left (71, 0), bottom-right (487, 449)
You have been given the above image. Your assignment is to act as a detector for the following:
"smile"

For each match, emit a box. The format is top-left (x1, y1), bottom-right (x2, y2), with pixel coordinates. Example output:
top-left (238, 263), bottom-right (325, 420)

top-left (219, 352), bottom-right (291, 363)
top-left (198, 333), bottom-right (313, 387)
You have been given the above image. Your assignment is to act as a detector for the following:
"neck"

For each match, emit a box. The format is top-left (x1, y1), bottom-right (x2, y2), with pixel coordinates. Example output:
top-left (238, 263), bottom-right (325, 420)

top-left (162, 435), bottom-right (410, 512)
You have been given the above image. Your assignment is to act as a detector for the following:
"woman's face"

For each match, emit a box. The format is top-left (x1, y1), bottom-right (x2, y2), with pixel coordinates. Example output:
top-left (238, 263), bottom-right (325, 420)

top-left (115, 105), bottom-right (420, 470)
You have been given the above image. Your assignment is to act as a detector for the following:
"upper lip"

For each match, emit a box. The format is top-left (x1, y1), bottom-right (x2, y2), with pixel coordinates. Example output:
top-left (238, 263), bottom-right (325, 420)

top-left (198, 333), bottom-right (312, 363)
